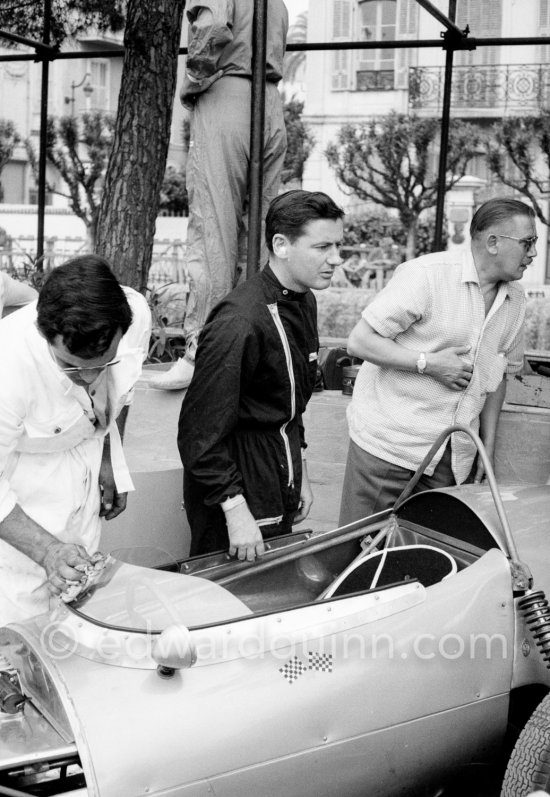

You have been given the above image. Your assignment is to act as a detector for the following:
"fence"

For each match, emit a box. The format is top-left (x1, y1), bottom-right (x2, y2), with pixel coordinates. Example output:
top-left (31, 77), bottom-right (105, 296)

top-left (0, 236), bottom-right (189, 291)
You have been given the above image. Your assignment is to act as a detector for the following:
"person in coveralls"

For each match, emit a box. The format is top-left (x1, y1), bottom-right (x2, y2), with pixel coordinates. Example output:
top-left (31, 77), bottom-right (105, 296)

top-left (178, 190), bottom-right (344, 562)
top-left (150, 0), bottom-right (289, 391)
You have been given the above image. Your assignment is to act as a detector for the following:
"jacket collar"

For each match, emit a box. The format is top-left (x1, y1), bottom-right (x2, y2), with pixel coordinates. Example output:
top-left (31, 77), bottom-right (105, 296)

top-left (261, 264), bottom-right (308, 301)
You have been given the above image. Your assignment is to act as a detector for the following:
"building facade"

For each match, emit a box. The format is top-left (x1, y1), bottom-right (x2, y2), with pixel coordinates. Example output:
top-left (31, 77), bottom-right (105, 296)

top-left (0, 30), bottom-right (187, 208)
top-left (302, 0), bottom-right (550, 288)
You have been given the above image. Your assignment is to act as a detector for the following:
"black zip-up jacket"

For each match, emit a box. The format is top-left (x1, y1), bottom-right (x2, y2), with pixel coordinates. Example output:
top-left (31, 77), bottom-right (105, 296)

top-left (178, 266), bottom-right (319, 553)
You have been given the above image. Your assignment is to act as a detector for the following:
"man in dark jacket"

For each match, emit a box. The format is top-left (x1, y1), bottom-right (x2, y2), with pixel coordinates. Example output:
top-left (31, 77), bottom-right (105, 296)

top-left (178, 191), bottom-right (344, 562)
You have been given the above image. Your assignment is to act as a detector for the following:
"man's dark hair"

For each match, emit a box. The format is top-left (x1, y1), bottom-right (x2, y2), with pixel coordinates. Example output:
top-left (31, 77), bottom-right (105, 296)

top-left (37, 254), bottom-right (132, 357)
top-left (470, 198), bottom-right (535, 239)
top-left (265, 190), bottom-right (344, 253)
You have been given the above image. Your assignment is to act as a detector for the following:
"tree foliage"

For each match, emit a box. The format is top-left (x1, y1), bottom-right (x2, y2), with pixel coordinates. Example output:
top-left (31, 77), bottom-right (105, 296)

top-left (0, 119), bottom-right (20, 171)
top-left (283, 11), bottom-right (307, 86)
top-left (486, 114), bottom-right (550, 226)
top-left (0, 0), bottom-right (125, 47)
top-left (281, 98), bottom-right (315, 186)
top-left (0, 119), bottom-right (21, 200)
top-left (25, 112), bottom-right (115, 246)
top-left (159, 166), bottom-right (188, 216)
top-left (342, 207), bottom-right (447, 258)
top-left (326, 111), bottom-right (480, 258)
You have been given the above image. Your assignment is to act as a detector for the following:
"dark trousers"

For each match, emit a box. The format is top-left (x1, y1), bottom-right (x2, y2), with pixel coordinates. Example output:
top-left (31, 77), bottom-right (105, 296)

top-left (338, 440), bottom-right (456, 527)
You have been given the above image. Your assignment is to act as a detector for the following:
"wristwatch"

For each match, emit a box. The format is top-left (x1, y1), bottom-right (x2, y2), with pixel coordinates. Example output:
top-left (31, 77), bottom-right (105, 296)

top-left (416, 352), bottom-right (427, 374)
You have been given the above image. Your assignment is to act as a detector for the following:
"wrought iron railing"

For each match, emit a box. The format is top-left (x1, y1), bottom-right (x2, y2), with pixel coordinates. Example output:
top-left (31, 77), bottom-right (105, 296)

top-left (409, 63), bottom-right (550, 113)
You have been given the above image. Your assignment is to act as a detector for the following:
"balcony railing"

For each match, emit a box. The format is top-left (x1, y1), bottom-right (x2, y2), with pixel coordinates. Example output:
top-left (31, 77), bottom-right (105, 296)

top-left (409, 64), bottom-right (550, 113)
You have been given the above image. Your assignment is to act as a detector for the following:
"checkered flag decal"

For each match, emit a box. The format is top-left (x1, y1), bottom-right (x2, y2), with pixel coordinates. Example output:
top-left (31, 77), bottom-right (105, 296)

top-left (279, 656), bottom-right (307, 684)
top-left (308, 651), bottom-right (333, 673)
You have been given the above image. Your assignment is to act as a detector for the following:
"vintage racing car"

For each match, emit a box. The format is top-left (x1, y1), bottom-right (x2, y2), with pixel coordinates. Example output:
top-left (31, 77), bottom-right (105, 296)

top-left (1, 425), bottom-right (550, 796)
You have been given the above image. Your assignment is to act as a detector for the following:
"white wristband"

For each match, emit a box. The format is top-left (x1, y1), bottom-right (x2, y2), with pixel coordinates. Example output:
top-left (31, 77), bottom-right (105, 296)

top-left (221, 494), bottom-right (245, 512)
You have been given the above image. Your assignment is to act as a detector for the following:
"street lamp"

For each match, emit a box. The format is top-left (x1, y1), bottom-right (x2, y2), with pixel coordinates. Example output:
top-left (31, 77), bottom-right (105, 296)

top-left (64, 72), bottom-right (94, 115)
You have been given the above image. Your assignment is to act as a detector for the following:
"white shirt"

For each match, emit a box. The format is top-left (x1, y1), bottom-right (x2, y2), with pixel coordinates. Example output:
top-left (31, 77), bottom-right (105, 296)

top-left (0, 272), bottom-right (38, 317)
top-left (0, 288), bottom-right (151, 623)
top-left (348, 249), bottom-right (525, 482)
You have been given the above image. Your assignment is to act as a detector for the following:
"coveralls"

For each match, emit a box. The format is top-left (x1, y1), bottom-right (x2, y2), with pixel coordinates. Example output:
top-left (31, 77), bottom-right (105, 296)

top-left (178, 265), bottom-right (318, 555)
top-left (181, 0), bottom-right (288, 358)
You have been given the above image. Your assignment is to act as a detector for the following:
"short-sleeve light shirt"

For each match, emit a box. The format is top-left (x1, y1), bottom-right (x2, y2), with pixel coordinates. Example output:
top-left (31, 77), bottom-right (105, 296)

top-left (347, 249), bottom-right (525, 482)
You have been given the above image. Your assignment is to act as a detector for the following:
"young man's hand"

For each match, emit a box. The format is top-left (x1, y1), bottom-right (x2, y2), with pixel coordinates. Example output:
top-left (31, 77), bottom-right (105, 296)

top-left (223, 499), bottom-right (265, 562)
top-left (294, 461), bottom-right (313, 524)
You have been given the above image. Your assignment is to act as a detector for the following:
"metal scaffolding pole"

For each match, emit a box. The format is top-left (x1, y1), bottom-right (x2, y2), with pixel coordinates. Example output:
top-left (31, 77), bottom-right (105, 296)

top-left (416, 0), bottom-right (476, 251)
top-left (36, 0), bottom-right (52, 265)
top-left (247, 0), bottom-right (268, 279)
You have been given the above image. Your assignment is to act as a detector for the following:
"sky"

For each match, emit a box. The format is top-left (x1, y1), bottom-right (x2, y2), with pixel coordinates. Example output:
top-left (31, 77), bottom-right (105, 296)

top-left (285, 0), bottom-right (309, 25)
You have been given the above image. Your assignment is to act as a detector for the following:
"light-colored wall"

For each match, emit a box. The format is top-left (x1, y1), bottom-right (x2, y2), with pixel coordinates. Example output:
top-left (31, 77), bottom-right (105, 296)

top-left (0, 206), bottom-right (188, 249)
top-left (301, 0), bottom-right (549, 286)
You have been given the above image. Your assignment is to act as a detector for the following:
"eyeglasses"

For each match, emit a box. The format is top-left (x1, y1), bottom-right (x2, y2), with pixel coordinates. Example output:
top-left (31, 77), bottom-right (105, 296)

top-left (58, 359), bottom-right (120, 375)
top-left (494, 234), bottom-right (538, 251)
top-left (49, 346), bottom-right (120, 374)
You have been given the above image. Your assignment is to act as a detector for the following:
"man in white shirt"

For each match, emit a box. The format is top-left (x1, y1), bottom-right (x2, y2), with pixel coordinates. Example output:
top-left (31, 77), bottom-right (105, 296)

top-left (0, 271), bottom-right (38, 317)
top-left (339, 198), bottom-right (534, 525)
top-left (0, 255), bottom-right (151, 623)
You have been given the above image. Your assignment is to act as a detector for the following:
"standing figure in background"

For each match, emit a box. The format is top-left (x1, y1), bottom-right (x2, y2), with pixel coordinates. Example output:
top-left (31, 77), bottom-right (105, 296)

top-left (151, 0), bottom-right (289, 390)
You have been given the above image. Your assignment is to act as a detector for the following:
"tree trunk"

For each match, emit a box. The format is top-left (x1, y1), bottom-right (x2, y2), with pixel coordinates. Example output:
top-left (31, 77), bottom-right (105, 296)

top-left (405, 222), bottom-right (418, 261)
top-left (95, 0), bottom-right (186, 292)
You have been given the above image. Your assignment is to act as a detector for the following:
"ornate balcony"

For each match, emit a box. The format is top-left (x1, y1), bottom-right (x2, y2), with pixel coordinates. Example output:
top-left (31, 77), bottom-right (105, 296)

top-left (409, 64), bottom-right (550, 114)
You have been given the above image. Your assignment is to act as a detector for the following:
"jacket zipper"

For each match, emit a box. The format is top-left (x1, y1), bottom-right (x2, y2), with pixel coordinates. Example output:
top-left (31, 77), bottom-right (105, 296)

top-left (267, 303), bottom-right (295, 487)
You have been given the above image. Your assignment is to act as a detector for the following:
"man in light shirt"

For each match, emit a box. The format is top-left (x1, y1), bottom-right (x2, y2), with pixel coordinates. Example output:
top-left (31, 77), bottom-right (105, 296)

top-left (339, 198), bottom-right (535, 525)
top-left (0, 271), bottom-right (38, 318)
top-left (0, 255), bottom-right (151, 623)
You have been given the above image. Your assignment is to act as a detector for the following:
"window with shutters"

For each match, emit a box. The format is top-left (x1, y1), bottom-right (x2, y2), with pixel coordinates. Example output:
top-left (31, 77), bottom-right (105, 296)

top-left (539, 0), bottom-right (550, 66)
top-left (455, 0), bottom-right (502, 66)
top-left (331, 0), bottom-right (414, 92)
top-left (89, 59), bottom-right (109, 111)
top-left (331, 0), bottom-right (353, 90)
top-left (356, 0), bottom-right (396, 90)
top-left (394, 0), bottom-right (418, 90)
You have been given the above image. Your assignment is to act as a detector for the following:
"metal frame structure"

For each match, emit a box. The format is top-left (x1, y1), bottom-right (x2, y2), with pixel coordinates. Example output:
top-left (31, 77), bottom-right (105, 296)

top-left (0, 0), bottom-right (549, 269)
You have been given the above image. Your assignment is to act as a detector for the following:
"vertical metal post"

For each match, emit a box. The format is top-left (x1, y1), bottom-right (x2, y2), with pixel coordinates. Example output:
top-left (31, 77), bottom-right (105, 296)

top-left (247, 0), bottom-right (268, 279)
top-left (36, 0), bottom-right (51, 265)
top-left (433, 0), bottom-right (457, 252)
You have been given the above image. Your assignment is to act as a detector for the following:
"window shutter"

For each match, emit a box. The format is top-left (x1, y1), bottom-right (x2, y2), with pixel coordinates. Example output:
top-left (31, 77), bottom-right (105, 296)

top-left (456, 0), bottom-right (502, 65)
top-left (539, 0), bottom-right (550, 64)
top-left (395, 0), bottom-right (418, 89)
top-left (331, 0), bottom-right (353, 90)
